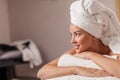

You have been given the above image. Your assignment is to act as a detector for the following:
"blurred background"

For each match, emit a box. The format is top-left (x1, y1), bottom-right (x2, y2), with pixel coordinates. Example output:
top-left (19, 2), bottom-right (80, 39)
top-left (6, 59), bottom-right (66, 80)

top-left (0, 0), bottom-right (117, 80)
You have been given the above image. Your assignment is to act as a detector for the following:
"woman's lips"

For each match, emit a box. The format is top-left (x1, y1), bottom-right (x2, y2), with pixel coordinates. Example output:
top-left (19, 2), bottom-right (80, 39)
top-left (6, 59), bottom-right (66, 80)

top-left (74, 45), bottom-right (79, 49)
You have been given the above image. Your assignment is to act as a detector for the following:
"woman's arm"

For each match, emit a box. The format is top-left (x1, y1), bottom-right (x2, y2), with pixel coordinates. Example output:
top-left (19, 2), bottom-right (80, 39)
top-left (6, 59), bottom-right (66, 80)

top-left (37, 57), bottom-right (77, 79)
top-left (75, 51), bottom-right (120, 78)
top-left (37, 49), bottom-right (110, 79)
top-left (37, 48), bottom-right (76, 79)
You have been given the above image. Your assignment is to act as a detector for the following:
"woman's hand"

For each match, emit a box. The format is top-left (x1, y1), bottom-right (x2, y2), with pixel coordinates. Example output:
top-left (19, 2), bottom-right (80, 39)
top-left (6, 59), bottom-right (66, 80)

top-left (74, 51), bottom-right (98, 60)
top-left (76, 67), bottom-right (111, 77)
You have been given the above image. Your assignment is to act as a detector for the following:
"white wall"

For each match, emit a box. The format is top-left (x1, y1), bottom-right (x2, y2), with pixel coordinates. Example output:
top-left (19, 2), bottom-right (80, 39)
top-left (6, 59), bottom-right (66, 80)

top-left (8, 0), bottom-right (116, 78)
top-left (0, 0), bottom-right (10, 43)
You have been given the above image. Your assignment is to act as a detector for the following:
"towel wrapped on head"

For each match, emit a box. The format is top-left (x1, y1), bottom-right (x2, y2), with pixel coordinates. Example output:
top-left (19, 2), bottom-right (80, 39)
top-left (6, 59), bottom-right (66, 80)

top-left (70, 0), bottom-right (120, 54)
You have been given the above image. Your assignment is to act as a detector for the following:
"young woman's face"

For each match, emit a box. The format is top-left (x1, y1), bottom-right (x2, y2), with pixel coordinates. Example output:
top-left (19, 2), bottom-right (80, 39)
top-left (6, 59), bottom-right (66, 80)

top-left (70, 24), bottom-right (94, 53)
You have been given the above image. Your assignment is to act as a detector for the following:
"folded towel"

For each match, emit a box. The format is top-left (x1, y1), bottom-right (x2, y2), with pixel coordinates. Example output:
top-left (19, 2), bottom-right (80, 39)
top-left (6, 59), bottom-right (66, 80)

top-left (13, 39), bottom-right (43, 68)
top-left (47, 54), bottom-right (119, 80)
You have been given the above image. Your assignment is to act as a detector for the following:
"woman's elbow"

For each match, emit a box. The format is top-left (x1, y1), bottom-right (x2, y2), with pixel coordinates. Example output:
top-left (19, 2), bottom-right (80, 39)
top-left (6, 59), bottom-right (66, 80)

top-left (37, 69), bottom-right (44, 79)
top-left (37, 66), bottom-right (47, 79)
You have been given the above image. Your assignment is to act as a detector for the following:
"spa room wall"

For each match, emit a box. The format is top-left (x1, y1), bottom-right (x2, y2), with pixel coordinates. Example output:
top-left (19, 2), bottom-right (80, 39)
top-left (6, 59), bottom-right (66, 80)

top-left (0, 0), bottom-right (10, 43)
top-left (8, 0), bottom-right (116, 77)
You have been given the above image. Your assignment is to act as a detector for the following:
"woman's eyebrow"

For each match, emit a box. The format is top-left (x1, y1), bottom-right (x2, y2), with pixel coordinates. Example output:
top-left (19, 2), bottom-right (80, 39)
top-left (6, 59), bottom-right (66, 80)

top-left (74, 31), bottom-right (81, 33)
top-left (69, 31), bottom-right (81, 35)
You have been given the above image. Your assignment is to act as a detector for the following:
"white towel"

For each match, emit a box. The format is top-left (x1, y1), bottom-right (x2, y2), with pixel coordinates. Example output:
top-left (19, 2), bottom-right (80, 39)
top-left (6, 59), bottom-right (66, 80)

top-left (13, 39), bottom-right (42, 68)
top-left (47, 54), bottom-right (119, 80)
top-left (70, 0), bottom-right (120, 54)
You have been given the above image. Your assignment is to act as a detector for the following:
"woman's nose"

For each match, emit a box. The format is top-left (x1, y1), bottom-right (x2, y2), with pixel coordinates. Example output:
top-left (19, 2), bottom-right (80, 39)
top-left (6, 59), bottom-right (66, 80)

top-left (71, 36), bottom-right (76, 44)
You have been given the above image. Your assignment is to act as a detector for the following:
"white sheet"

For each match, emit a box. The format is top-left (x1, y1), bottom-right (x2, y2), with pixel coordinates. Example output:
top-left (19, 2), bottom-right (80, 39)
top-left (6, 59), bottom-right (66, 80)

top-left (47, 54), bottom-right (119, 80)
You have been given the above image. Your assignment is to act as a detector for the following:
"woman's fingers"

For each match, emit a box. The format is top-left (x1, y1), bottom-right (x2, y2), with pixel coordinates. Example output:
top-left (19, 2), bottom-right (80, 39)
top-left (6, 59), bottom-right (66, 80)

top-left (77, 67), bottom-right (111, 77)
top-left (91, 69), bottom-right (111, 77)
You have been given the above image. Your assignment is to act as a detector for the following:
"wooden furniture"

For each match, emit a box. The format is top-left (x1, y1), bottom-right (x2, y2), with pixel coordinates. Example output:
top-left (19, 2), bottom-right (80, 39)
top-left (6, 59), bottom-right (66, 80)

top-left (0, 57), bottom-right (23, 80)
top-left (116, 0), bottom-right (120, 22)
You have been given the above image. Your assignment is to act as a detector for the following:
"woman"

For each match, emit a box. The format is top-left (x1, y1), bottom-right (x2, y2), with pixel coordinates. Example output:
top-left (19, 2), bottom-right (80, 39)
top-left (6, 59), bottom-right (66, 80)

top-left (37, 0), bottom-right (120, 79)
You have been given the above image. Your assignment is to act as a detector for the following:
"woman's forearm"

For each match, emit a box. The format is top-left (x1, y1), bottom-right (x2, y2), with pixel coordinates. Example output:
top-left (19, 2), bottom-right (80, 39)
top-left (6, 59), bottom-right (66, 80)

top-left (37, 64), bottom-right (110, 79)
top-left (37, 64), bottom-right (77, 79)
top-left (37, 49), bottom-right (77, 79)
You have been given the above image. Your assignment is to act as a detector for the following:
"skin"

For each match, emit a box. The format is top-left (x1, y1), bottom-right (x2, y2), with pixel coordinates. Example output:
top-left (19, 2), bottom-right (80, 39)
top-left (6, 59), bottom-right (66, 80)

top-left (37, 24), bottom-right (120, 79)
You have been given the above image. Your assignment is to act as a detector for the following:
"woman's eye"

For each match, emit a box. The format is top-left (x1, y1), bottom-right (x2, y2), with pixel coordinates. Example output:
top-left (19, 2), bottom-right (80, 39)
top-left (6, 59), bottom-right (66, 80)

top-left (76, 34), bottom-right (80, 37)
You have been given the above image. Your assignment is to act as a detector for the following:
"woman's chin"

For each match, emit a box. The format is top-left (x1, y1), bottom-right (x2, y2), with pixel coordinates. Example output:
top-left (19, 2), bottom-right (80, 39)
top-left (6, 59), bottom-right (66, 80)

top-left (75, 49), bottom-right (81, 53)
top-left (75, 48), bottom-right (85, 53)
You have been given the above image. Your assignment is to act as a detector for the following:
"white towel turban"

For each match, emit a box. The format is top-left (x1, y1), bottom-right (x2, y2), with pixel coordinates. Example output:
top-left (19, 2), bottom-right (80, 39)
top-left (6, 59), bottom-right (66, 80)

top-left (70, 0), bottom-right (120, 54)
